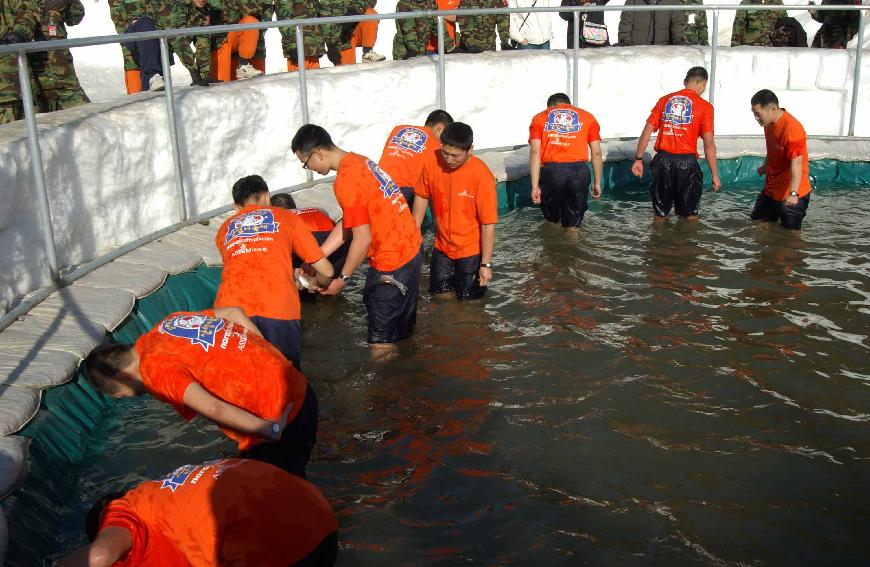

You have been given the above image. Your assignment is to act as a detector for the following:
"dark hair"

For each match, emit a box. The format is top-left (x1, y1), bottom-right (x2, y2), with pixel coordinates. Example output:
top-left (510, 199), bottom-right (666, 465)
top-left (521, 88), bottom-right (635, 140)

top-left (85, 343), bottom-right (135, 395)
top-left (424, 110), bottom-right (454, 129)
top-left (86, 492), bottom-right (125, 542)
top-left (231, 175), bottom-right (269, 205)
top-left (270, 193), bottom-right (297, 209)
top-left (546, 93), bottom-right (571, 107)
top-left (751, 89), bottom-right (779, 107)
top-left (685, 66), bottom-right (708, 82)
top-left (291, 124), bottom-right (335, 155)
top-left (439, 122), bottom-right (474, 151)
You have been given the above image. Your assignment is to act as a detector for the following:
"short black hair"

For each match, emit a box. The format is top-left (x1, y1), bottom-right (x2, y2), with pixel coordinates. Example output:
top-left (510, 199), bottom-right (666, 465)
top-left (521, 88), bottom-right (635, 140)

top-left (440, 122), bottom-right (473, 151)
top-left (291, 124), bottom-right (336, 155)
top-left (685, 66), bottom-right (708, 82)
top-left (85, 343), bottom-right (135, 396)
top-left (231, 175), bottom-right (269, 206)
top-left (86, 492), bottom-right (125, 542)
top-left (547, 93), bottom-right (571, 107)
top-left (751, 89), bottom-right (779, 107)
top-left (270, 193), bottom-right (297, 209)
top-left (424, 110), bottom-right (454, 129)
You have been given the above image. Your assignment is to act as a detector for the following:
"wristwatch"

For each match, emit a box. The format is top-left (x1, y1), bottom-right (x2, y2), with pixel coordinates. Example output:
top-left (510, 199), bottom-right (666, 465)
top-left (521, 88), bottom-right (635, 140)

top-left (634, 156), bottom-right (643, 161)
top-left (270, 422), bottom-right (281, 440)
top-left (789, 190), bottom-right (799, 197)
top-left (337, 274), bottom-right (352, 282)
top-left (480, 263), bottom-right (493, 269)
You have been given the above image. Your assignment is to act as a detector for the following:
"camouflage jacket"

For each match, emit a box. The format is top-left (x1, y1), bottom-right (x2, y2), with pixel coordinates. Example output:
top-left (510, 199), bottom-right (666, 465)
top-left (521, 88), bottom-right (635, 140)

top-left (730, 0), bottom-right (786, 46)
top-left (28, 0), bottom-right (84, 80)
top-left (171, 0), bottom-right (225, 74)
top-left (108, 0), bottom-right (173, 32)
top-left (458, 0), bottom-right (510, 52)
top-left (0, 0), bottom-right (38, 104)
top-left (317, 0), bottom-right (366, 51)
top-left (810, 0), bottom-right (859, 48)
top-left (275, 0), bottom-right (325, 58)
top-left (682, 0), bottom-right (708, 45)
top-left (393, 0), bottom-right (438, 56)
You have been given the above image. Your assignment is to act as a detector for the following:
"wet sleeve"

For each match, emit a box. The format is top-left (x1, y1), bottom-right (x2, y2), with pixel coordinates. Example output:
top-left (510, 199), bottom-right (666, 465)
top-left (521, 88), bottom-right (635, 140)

top-left (700, 102), bottom-right (714, 135)
top-left (528, 114), bottom-right (543, 142)
top-left (100, 501), bottom-right (149, 566)
top-left (783, 125), bottom-right (805, 161)
top-left (476, 168), bottom-right (499, 225)
top-left (415, 153), bottom-right (433, 198)
top-left (646, 98), bottom-right (662, 131)
top-left (587, 115), bottom-right (602, 143)
top-left (285, 212), bottom-right (326, 264)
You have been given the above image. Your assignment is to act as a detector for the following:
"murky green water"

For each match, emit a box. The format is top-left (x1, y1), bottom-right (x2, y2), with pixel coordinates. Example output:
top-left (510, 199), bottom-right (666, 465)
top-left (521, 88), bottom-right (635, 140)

top-left (31, 185), bottom-right (870, 565)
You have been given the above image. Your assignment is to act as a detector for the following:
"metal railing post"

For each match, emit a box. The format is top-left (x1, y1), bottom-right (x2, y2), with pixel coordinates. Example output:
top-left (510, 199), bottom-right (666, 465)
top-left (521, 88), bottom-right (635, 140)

top-left (709, 8), bottom-right (718, 105)
top-left (159, 38), bottom-right (187, 222)
top-left (437, 15), bottom-right (446, 109)
top-left (573, 10), bottom-right (580, 103)
top-left (295, 25), bottom-right (313, 181)
top-left (18, 52), bottom-right (60, 283)
top-left (848, 11), bottom-right (865, 136)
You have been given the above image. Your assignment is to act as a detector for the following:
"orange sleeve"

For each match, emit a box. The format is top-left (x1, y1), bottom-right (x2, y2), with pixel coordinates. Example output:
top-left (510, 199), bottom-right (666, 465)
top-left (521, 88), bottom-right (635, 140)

top-left (476, 168), bottom-right (499, 225)
top-left (140, 356), bottom-right (196, 421)
top-left (588, 114), bottom-right (602, 143)
top-left (528, 114), bottom-right (543, 142)
top-left (784, 124), bottom-right (805, 160)
top-left (415, 153), bottom-right (434, 198)
top-left (284, 212), bottom-right (325, 264)
top-left (646, 99), bottom-right (662, 131)
top-left (700, 102), bottom-right (714, 135)
top-left (100, 501), bottom-right (148, 566)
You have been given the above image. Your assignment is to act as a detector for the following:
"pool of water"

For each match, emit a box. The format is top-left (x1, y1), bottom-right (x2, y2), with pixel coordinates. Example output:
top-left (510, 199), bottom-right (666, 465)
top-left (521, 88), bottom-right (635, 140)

top-left (22, 184), bottom-right (870, 565)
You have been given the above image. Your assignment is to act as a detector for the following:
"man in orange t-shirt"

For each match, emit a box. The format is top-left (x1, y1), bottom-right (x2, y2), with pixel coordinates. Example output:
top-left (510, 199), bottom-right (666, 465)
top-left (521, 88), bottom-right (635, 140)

top-left (632, 66), bottom-right (721, 220)
top-left (291, 124), bottom-right (423, 346)
top-left (215, 175), bottom-right (335, 369)
top-left (749, 89), bottom-right (812, 230)
top-left (379, 109), bottom-right (454, 206)
top-left (58, 459), bottom-right (338, 567)
top-left (413, 122), bottom-right (498, 299)
top-left (270, 192), bottom-right (352, 276)
top-left (85, 310), bottom-right (318, 477)
top-left (528, 92), bottom-right (604, 227)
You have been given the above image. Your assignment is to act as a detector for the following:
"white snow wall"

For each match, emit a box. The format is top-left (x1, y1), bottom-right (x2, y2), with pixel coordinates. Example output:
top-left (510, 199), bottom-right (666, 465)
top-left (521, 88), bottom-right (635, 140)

top-left (0, 44), bottom-right (869, 313)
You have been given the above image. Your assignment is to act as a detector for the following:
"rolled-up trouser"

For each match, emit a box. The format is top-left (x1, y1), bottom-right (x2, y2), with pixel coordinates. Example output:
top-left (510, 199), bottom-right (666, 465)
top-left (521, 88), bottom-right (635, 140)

top-left (540, 161), bottom-right (591, 227)
top-left (649, 150), bottom-right (703, 217)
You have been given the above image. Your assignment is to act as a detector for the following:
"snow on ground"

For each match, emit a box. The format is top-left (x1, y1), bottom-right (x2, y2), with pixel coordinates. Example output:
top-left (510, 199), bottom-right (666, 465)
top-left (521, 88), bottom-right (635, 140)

top-left (0, 2), bottom-right (868, 313)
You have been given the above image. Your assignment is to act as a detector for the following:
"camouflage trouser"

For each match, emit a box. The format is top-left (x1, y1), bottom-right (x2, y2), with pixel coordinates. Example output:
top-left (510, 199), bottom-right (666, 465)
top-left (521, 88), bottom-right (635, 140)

top-left (30, 49), bottom-right (90, 112)
top-left (0, 101), bottom-right (23, 124)
top-left (392, 8), bottom-right (433, 59)
top-left (121, 44), bottom-right (140, 71)
top-left (275, 0), bottom-right (324, 60)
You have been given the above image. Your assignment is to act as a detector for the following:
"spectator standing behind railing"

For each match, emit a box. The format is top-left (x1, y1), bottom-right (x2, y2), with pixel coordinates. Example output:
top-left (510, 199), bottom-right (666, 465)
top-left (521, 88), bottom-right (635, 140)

top-left (617, 0), bottom-right (686, 46)
top-left (508, 0), bottom-right (553, 49)
top-left (681, 0), bottom-right (708, 45)
top-left (28, 0), bottom-right (90, 112)
top-left (393, 0), bottom-right (438, 59)
top-left (171, 0), bottom-right (224, 86)
top-left (810, 0), bottom-right (859, 48)
top-left (108, 0), bottom-right (173, 93)
top-left (730, 0), bottom-right (785, 46)
top-left (456, 0), bottom-right (511, 52)
top-left (319, 0), bottom-right (368, 66)
top-left (339, 0), bottom-right (387, 62)
top-left (560, 0), bottom-right (610, 48)
top-left (771, 16), bottom-right (808, 46)
top-left (211, 0), bottom-right (265, 81)
top-left (425, 0), bottom-right (459, 53)
top-left (0, 0), bottom-right (38, 124)
top-left (276, 0), bottom-right (325, 70)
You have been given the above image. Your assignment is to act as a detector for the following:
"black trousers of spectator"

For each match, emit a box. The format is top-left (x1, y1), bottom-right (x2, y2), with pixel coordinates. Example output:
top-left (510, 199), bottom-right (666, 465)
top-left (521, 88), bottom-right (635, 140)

top-left (124, 17), bottom-right (162, 90)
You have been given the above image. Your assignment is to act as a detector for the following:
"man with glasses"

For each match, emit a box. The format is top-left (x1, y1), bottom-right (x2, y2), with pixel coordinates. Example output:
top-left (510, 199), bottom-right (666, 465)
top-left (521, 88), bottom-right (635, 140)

top-left (291, 124), bottom-right (423, 350)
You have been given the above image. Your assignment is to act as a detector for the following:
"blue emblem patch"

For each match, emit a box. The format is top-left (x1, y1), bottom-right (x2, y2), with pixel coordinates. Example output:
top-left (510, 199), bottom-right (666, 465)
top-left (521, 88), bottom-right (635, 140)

top-left (224, 209), bottom-right (280, 245)
top-left (366, 160), bottom-right (400, 199)
top-left (663, 95), bottom-right (693, 125)
top-left (544, 109), bottom-right (581, 133)
top-left (159, 314), bottom-right (225, 352)
top-left (390, 127), bottom-right (428, 153)
top-left (159, 464), bottom-right (198, 492)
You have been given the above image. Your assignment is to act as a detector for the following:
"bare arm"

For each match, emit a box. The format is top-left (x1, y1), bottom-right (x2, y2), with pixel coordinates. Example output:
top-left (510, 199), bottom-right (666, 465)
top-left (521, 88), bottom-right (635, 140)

top-left (412, 195), bottom-right (430, 228)
top-left (182, 382), bottom-right (289, 439)
top-left (212, 307), bottom-right (264, 338)
top-left (478, 224), bottom-right (496, 286)
top-left (529, 139), bottom-right (542, 204)
top-left (631, 123), bottom-right (655, 177)
top-left (57, 527), bottom-right (133, 567)
top-left (786, 155), bottom-right (803, 205)
top-left (701, 131), bottom-right (720, 191)
top-left (319, 221), bottom-right (346, 257)
top-left (309, 257), bottom-right (335, 288)
top-left (590, 140), bottom-right (603, 198)
top-left (319, 224), bottom-right (372, 296)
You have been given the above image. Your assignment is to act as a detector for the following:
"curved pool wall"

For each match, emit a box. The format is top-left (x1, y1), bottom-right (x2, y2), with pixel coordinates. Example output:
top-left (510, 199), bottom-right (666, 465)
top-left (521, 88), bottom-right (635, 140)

top-left (2, 45), bottom-right (870, 312)
top-left (1, 137), bottom-right (869, 564)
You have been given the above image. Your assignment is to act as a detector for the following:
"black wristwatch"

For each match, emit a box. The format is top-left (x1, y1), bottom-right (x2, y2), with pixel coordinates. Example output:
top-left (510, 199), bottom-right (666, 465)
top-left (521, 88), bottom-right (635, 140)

top-left (634, 156), bottom-right (643, 161)
top-left (480, 263), bottom-right (493, 269)
top-left (337, 274), bottom-right (352, 282)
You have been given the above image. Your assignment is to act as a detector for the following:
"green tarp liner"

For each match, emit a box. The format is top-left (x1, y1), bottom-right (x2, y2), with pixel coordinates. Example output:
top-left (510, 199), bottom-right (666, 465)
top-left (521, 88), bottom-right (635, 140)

top-left (3, 157), bottom-right (869, 565)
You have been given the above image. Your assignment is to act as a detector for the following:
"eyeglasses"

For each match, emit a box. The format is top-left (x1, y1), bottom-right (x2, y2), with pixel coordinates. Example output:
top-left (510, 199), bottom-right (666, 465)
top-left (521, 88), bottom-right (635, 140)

top-left (301, 151), bottom-right (316, 170)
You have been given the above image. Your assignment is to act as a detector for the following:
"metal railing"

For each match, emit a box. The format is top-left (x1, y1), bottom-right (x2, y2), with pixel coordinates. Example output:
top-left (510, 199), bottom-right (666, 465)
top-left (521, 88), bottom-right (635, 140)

top-left (0, 3), bottom-right (866, 332)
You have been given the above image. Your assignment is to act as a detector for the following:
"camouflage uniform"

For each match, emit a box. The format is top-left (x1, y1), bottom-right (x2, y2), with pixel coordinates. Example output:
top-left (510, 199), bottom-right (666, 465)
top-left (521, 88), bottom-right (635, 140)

top-left (730, 0), bottom-right (785, 46)
top-left (811, 0), bottom-right (859, 49)
top-left (682, 0), bottom-right (708, 45)
top-left (224, 0), bottom-right (271, 60)
top-left (393, 0), bottom-right (437, 59)
top-left (28, 0), bottom-right (89, 112)
top-left (274, 0), bottom-right (324, 60)
top-left (457, 0), bottom-right (510, 52)
top-left (108, 0), bottom-right (173, 72)
top-left (171, 0), bottom-right (225, 77)
top-left (319, 0), bottom-right (367, 64)
top-left (0, 0), bottom-right (38, 124)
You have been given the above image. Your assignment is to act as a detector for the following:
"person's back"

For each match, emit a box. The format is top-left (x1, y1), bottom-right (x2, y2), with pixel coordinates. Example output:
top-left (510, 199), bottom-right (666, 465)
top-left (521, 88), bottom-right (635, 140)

top-left (458, 0), bottom-right (510, 52)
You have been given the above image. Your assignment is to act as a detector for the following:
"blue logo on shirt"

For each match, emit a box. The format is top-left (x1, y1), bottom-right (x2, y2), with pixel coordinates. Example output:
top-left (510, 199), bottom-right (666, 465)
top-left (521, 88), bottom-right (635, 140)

top-left (159, 464), bottom-right (198, 492)
top-left (544, 109), bottom-right (581, 133)
top-left (390, 127), bottom-right (428, 153)
top-left (663, 95), bottom-right (693, 125)
top-left (159, 314), bottom-right (225, 352)
top-left (224, 209), bottom-right (280, 245)
top-left (366, 159), bottom-right (400, 199)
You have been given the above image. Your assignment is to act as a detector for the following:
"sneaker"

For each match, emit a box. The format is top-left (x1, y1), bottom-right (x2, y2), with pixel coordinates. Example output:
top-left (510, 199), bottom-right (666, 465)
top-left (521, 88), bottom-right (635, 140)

top-left (362, 50), bottom-right (386, 63)
top-left (236, 63), bottom-right (263, 79)
top-left (148, 74), bottom-right (165, 92)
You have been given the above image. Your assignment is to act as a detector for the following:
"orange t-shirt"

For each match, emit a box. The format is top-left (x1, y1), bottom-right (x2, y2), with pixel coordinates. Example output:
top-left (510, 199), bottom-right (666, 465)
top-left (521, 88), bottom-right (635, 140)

top-left (100, 459), bottom-right (338, 567)
top-left (332, 152), bottom-right (422, 272)
top-left (378, 124), bottom-right (440, 188)
top-left (416, 153), bottom-right (498, 259)
top-left (528, 104), bottom-right (602, 163)
top-left (647, 88), bottom-right (714, 158)
top-left (763, 109), bottom-right (811, 200)
top-left (291, 207), bottom-right (335, 232)
top-left (134, 310), bottom-right (307, 451)
top-left (427, 0), bottom-right (460, 50)
top-left (214, 205), bottom-right (324, 321)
